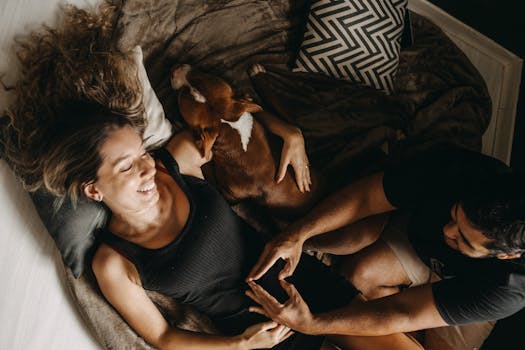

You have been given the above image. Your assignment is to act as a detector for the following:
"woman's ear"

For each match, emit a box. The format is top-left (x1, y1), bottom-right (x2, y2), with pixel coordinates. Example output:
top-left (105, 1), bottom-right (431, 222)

top-left (83, 182), bottom-right (103, 202)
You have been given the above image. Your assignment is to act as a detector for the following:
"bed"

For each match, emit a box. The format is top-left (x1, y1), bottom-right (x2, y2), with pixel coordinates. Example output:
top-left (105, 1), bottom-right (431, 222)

top-left (0, 0), bottom-right (522, 349)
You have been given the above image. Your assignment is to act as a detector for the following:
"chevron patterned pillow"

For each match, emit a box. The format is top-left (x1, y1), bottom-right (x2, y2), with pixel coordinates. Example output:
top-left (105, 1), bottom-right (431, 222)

top-left (294, 0), bottom-right (408, 94)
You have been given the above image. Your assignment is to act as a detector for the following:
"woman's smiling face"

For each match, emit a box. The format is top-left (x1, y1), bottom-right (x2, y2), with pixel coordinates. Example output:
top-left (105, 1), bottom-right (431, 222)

top-left (84, 125), bottom-right (159, 214)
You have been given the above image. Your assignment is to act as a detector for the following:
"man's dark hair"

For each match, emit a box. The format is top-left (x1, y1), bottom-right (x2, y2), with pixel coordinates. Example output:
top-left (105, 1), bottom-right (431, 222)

top-left (461, 172), bottom-right (525, 255)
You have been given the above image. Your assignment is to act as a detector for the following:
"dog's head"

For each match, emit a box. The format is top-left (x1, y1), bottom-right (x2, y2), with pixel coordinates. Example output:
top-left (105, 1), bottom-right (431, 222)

top-left (171, 64), bottom-right (262, 159)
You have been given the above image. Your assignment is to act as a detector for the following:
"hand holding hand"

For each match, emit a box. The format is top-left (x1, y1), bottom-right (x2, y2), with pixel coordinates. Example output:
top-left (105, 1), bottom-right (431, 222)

top-left (247, 233), bottom-right (304, 281)
top-left (246, 280), bottom-right (316, 335)
top-left (276, 128), bottom-right (311, 193)
top-left (238, 321), bottom-right (294, 349)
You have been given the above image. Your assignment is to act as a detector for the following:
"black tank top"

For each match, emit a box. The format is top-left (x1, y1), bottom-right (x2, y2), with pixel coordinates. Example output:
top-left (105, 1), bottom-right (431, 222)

top-left (103, 148), bottom-right (356, 346)
top-left (102, 148), bottom-right (264, 319)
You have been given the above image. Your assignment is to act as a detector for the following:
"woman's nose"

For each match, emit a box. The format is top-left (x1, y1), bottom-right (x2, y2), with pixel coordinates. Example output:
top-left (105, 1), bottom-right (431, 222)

top-left (139, 154), bottom-right (156, 176)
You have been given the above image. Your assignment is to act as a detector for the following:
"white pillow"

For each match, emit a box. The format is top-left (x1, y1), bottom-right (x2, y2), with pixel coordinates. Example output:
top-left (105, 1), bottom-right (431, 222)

top-left (131, 45), bottom-right (173, 149)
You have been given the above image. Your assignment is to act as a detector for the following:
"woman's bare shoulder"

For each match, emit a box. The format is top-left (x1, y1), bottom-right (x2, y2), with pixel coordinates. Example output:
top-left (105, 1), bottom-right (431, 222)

top-left (164, 130), bottom-right (209, 178)
top-left (92, 244), bottom-right (141, 287)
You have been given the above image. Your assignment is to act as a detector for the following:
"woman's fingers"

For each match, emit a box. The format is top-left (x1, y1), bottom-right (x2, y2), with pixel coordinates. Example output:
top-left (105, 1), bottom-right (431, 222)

top-left (293, 159), bottom-right (311, 193)
top-left (257, 321), bottom-right (278, 332)
top-left (303, 166), bottom-right (310, 192)
top-left (276, 156), bottom-right (289, 184)
top-left (294, 167), bottom-right (304, 193)
top-left (272, 324), bottom-right (290, 337)
top-left (281, 329), bottom-right (295, 341)
top-left (276, 147), bottom-right (312, 193)
top-left (270, 324), bottom-right (295, 344)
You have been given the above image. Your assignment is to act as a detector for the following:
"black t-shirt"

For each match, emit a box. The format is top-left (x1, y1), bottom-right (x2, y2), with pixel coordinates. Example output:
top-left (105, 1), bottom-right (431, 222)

top-left (382, 147), bottom-right (525, 325)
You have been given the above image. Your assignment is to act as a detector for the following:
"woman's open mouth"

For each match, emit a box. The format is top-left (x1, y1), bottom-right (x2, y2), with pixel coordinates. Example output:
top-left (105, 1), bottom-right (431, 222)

top-left (138, 182), bottom-right (156, 194)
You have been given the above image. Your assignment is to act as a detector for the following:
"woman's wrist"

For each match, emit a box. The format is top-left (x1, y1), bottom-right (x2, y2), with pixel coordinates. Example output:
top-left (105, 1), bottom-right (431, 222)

top-left (282, 125), bottom-right (303, 144)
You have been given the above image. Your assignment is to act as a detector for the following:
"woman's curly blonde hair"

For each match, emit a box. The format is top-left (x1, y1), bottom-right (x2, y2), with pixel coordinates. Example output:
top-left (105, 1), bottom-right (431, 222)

top-left (2, 1), bottom-right (146, 199)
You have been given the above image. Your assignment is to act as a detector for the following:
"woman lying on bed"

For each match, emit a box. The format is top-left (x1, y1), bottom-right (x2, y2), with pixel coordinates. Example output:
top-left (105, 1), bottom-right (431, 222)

top-left (6, 98), bottom-right (420, 350)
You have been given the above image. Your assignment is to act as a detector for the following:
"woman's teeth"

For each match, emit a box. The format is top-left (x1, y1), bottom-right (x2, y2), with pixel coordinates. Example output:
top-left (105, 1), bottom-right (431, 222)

top-left (138, 183), bottom-right (155, 192)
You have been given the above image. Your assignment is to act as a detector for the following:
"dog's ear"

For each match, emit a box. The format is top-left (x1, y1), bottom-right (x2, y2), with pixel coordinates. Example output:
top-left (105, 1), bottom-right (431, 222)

top-left (194, 127), bottom-right (218, 160)
top-left (224, 98), bottom-right (262, 121)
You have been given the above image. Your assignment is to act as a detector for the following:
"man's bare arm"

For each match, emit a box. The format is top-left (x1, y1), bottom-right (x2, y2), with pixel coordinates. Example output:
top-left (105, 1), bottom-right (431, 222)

top-left (286, 172), bottom-right (395, 242)
top-left (247, 281), bottom-right (447, 336)
top-left (310, 284), bottom-right (447, 336)
top-left (248, 172), bottom-right (396, 280)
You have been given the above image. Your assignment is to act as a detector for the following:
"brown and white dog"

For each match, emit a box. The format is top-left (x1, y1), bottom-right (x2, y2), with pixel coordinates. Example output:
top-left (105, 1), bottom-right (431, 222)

top-left (170, 64), bottom-right (321, 218)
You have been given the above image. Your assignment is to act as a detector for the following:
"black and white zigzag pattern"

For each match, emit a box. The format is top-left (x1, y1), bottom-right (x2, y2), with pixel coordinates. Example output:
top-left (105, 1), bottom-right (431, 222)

top-left (294, 0), bottom-right (407, 94)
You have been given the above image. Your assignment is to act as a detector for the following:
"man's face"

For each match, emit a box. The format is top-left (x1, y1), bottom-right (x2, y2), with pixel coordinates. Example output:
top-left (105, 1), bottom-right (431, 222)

top-left (442, 203), bottom-right (494, 258)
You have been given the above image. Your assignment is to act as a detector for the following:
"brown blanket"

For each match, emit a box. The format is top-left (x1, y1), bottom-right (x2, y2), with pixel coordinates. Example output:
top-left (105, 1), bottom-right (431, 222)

top-left (68, 1), bottom-right (491, 348)
top-left (116, 0), bottom-right (490, 178)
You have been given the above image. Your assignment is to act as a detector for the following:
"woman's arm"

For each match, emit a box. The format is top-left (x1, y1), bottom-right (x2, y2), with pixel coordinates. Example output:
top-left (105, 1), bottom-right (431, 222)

top-left (253, 111), bottom-right (311, 192)
top-left (164, 130), bottom-right (210, 179)
top-left (92, 245), bottom-right (292, 350)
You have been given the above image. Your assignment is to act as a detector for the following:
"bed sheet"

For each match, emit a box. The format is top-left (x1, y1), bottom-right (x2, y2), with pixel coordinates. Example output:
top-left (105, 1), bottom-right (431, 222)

top-left (0, 1), bottom-right (102, 349)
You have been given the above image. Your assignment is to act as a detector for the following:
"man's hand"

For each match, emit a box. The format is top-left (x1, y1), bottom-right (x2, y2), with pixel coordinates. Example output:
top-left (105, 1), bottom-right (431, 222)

top-left (247, 234), bottom-right (304, 281)
top-left (246, 280), bottom-right (316, 334)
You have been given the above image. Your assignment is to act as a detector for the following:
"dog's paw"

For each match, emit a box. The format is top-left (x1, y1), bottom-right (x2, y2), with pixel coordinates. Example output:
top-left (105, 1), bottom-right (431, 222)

top-left (248, 63), bottom-right (266, 77)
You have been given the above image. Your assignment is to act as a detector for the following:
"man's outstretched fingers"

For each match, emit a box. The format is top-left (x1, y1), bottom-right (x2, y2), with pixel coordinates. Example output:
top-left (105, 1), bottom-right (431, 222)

top-left (280, 279), bottom-right (298, 297)
top-left (248, 305), bottom-right (269, 318)
top-left (278, 259), bottom-right (294, 280)
top-left (247, 248), bottom-right (278, 281)
top-left (248, 281), bottom-right (284, 310)
top-left (246, 288), bottom-right (265, 308)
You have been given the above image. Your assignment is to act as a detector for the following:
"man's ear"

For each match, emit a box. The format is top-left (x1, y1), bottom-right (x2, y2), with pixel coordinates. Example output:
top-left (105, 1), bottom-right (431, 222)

top-left (496, 252), bottom-right (522, 260)
top-left (83, 182), bottom-right (102, 202)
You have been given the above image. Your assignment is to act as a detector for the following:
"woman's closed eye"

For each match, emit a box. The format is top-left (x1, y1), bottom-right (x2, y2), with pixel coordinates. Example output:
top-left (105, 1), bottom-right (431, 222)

top-left (120, 151), bottom-right (150, 173)
top-left (121, 163), bottom-right (133, 172)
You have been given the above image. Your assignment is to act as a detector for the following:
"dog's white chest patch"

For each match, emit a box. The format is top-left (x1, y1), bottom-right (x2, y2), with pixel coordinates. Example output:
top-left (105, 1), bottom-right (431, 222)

top-left (221, 112), bottom-right (254, 151)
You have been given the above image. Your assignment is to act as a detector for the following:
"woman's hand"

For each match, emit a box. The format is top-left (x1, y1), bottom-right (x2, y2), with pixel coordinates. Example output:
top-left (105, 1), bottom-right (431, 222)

top-left (277, 128), bottom-right (311, 193)
top-left (246, 280), bottom-right (316, 335)
top-left (238, 321), bottom-right (294, 349)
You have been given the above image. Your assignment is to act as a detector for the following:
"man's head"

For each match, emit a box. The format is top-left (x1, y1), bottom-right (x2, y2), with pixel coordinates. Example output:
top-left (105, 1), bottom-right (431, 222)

top-left (444, 173), bottom-right (525, 259)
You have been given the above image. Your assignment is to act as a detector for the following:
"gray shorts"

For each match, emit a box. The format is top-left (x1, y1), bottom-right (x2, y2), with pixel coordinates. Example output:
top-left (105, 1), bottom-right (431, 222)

top-left (380, 211), bottom-right (495, 350)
